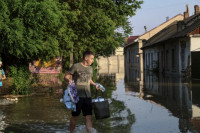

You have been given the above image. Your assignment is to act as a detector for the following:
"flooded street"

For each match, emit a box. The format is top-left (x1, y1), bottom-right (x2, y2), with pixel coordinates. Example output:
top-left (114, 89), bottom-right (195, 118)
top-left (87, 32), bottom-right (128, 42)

top-left (0, 74), bottom-right (134, 133)
top-left (0, 71), bottom-right (200, 133)
top-left (122, 71), bottom-right (200, 133)
top-left (114, 79), bottom-right (185, 133)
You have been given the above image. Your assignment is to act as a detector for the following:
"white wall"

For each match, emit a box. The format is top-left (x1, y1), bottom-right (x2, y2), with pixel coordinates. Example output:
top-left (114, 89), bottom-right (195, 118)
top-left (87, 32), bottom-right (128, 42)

top-left (192, 105), bottom-right (200, 118)
top-left (190, 36), bottom-right (200, 52)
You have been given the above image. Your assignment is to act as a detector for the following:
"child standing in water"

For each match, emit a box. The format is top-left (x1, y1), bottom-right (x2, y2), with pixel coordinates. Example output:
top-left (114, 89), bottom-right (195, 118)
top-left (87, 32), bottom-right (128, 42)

top-left (0, 61), bottom-right (6, 87)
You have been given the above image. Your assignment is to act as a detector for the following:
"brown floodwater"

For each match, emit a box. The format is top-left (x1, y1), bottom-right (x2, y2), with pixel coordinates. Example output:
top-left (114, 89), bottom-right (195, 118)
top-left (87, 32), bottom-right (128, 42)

top-left (0, 72), bottom-right (200, 133)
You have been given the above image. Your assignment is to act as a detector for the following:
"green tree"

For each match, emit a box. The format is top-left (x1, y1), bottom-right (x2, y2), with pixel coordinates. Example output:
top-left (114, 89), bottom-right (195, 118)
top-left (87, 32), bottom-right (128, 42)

top-left (0, 0), bottom-right (142, 95)
top-left (0, 0), bottom-right (142, 65)
top-left (0, 0), bottom-right (76, 94)
top-left (56, 1), bottom-right (78, 69)
top-left (0, 0), bottom-right (75, 67)
top-left (67, 0), bottom-right (143, 62)
top-left (0, 0), bottom-right (142, 67)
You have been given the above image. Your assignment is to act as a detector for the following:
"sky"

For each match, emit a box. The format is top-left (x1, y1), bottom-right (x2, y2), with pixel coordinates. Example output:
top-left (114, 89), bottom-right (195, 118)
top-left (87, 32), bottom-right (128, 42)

top-left (130, 0), bottom-right (200, 35)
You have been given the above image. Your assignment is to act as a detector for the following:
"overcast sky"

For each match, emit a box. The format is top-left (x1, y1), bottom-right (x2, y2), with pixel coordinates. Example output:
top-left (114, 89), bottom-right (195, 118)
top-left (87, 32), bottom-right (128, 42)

top-left (130, 0), bottom-right (200, 35)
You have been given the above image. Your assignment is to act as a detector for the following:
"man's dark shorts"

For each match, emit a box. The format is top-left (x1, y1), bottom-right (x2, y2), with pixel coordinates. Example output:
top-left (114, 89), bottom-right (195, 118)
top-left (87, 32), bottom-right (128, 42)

top-left (72, 97), bottom-right (92, 116)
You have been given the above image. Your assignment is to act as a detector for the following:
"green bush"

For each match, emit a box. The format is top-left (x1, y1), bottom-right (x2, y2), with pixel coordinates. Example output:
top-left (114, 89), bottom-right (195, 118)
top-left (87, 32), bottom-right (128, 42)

top-left (9, 66), bottom-right (32, 95)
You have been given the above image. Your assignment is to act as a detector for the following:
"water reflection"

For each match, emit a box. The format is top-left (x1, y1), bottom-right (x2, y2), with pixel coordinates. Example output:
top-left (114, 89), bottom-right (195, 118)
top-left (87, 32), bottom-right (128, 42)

top-left (93, 73), bottom-right (135, 133)
top-left (190, 79), bottom-right (200, 132)
top-left (2, 68), bottom-right (200, 132)
top-left (143, 72), bottom-right (193, 133)
top-left (145, 73), bottom-right (192, 111)
top-left (0, 110), bottom-right (7, 132)
top-left (125, 71), bottom-right (200, 133)
top-left (0, 73), bottom-right (134, 133)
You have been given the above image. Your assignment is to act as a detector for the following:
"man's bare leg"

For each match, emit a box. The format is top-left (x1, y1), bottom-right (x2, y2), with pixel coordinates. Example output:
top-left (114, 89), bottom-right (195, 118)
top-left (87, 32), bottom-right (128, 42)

top-left (85, 115), bottom-right (92, 133)
top-left (70, 116), bottom-right (78, 133)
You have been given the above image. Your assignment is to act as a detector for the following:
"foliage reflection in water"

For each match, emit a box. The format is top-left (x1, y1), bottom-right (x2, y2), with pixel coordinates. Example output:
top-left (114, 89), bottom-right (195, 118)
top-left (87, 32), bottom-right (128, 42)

top-left (0, 74), bottom-right (135, 133)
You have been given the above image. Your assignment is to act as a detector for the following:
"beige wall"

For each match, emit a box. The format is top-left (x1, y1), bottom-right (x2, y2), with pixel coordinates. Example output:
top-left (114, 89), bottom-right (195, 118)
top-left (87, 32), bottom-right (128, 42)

top-left (97, 55), bottom-right (124, 74)
top-left (115, 46), bottom-right (124, 55)
top-left (97, 55), bottom-right (124, 82)
top-left (192, 105), bottom-right (200, 118)
top-left (190, 36), bottom-right (200, 52)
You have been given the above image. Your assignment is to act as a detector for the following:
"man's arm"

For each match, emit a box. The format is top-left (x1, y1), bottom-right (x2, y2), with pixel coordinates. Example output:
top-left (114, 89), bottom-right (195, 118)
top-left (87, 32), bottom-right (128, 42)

top-left (64, 72), bottom-right (72, 84)
top-left (90, 78), bottom-right (101, 90)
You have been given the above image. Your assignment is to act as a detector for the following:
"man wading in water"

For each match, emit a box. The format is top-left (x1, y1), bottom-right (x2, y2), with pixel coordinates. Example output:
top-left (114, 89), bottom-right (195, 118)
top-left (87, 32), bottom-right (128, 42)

top-left (65, 50), bottom-right (100, 133)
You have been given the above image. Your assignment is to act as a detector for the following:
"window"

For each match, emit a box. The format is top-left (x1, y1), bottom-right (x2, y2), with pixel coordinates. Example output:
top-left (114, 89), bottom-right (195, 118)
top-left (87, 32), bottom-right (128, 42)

top-left (148, 53), bottom-right (150, 68)
top-left (157, 52), bottom-right (160, 69)
top-left (181, 41), bottom-right (186, 70)
top-left (146, 53), bottom-right (148, 68)
top-left (129, 50), bottom-right (131, 63)
top-left (172, 49), bottom-right (175, 69)
top-left (151, 53), bottom-right (153, 69)
top-left (166, 50), bottom-right (169, 70)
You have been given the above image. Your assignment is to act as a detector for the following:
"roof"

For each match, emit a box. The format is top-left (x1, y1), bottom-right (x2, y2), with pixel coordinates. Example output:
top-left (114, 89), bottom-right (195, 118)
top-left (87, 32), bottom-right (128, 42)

top-left (139, 14), bottom-right (183, 39)
top-left (124, 36), bottom-right (140, 47)
top-left (184, 11), bottom-right (200, 24)
top-left (142, 21), bottom-right (179, 48)
top-left (142, 12), bottom-right (200, 49)
top-left (173, 17), bottom-right (200, 38)
top-left (125, 14), bottom-right (183, 48)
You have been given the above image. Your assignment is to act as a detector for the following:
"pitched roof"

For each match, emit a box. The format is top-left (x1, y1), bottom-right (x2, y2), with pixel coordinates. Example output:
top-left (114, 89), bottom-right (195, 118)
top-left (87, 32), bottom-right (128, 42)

top-left (125, 36), bottom-right (140, 46)
top-left (142, 12), bottom-right (200, 49)
top-left (173, 16), bottom-right (200, 38)
top-left (139, 14), bottom-right (183, 39)
top-left (125, 14), bottom-right (183, 48)
top-left (142, 21), bottom-right (179, 48)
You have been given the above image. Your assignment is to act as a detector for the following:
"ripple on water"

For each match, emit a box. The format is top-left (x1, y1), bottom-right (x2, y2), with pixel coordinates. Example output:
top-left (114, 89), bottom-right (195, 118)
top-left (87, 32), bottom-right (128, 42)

top-left (0, 111), bottom-right (8, 132)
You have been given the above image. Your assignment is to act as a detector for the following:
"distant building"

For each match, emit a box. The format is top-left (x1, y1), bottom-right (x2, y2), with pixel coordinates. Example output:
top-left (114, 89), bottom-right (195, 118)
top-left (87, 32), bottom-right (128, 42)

top-left (124, 14), bottom-right (184, 82)
top-left (142, 5), bottom-right (200, 78)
